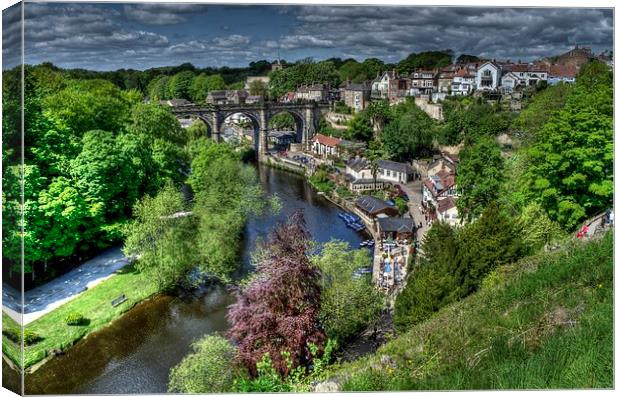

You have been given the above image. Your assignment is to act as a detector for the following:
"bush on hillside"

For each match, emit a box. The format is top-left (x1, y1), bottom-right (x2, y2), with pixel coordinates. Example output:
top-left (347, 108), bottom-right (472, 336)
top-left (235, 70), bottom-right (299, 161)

top-left (65, 312), bottom-right (88, 326)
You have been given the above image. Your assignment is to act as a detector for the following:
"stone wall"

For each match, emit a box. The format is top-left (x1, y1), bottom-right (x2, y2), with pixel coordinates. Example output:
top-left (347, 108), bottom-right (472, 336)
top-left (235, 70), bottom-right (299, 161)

top-left (414, 97), bottom-right (444, 121)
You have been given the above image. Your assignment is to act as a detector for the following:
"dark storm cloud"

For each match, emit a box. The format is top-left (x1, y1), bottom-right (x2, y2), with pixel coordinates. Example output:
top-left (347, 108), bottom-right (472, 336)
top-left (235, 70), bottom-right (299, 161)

top-left (4, 3), bottom-right (613, 71)
top-left (2, 3), bottom-right (22, 69)
top-left (277, 6), bottom-right (613, 61)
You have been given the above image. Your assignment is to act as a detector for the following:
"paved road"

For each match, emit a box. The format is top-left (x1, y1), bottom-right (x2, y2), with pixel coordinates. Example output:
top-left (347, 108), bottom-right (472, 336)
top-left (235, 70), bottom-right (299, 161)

top-left (2, 246), bottom-right (130, 324)
top-left (401, 180), bottom-right (430, 242)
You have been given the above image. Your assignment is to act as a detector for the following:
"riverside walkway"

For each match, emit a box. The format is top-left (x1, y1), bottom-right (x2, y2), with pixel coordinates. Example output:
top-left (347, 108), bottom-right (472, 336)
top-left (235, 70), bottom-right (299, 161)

top-left (2, 246), bottom-right (130, 324)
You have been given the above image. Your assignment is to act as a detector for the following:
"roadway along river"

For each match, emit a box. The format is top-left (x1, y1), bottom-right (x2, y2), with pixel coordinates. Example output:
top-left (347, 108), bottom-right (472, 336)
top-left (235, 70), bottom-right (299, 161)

top-left (20, 164), bottom-right (368, 394)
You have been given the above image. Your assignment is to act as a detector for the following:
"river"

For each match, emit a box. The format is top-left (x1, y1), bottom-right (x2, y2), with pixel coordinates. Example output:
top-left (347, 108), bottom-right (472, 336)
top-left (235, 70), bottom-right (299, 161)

top-left (17, 164), bottom-right (368, 394)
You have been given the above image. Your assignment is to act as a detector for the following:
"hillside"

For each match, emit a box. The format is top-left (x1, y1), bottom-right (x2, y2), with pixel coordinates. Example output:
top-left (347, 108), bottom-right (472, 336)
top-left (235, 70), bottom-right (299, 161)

top-left (317, 232), bottom-right (613, 391)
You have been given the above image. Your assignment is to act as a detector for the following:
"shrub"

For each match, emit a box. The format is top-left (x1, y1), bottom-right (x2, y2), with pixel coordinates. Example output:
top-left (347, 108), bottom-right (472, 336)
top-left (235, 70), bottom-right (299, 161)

top-left (65, 312), bottom-right (87, 326)
top-left (2, 328), bottom-right (43, 345)
top-left (168, 334), bottom-right (239, 393)
top-left (23, 330), bottom-right (43, 345)
top-left (2, 328), bottom-right (20, 343)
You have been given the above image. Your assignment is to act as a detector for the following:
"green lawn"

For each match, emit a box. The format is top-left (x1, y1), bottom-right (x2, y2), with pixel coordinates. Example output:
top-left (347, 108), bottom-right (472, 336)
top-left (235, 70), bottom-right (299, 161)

top-left (2, 264), bottom-right (159, 369)
top-left (2, 311), bottom-right (22, 367)
top-left (323, 232), bottom-right (613, 390)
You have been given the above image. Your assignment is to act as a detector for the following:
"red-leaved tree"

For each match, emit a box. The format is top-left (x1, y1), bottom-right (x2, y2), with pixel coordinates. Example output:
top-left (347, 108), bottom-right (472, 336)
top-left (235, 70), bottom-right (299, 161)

top-left (227, 211), bottom-right (325, 376)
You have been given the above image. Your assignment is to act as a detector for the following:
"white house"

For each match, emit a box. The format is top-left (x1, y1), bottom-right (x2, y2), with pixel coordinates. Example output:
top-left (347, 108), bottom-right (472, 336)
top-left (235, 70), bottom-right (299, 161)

top-left (378, 160), bottom-right (415, 184)
top-left (500, 72), bottom-right (521, 92)
top-left (371, 70), bottom-right (396, 99)
top-left (436, 197), bottom-right (461, 226)
top-left (311, 134), bottom-right (341, 157)
top-left (504, 64), bottom-right (548, 87)
top-left (296, 84), bottom-right (328, 101)
top-left (475, 62), bottom-right (501, 91)
top-left (451, 68), bottom-right (476, 96)
top-left (345, 157), bottom-right (384, 192)
top-left (423, 170), bottom-right (458, 209)
top-left (346, 157), bottom-right (372, 180)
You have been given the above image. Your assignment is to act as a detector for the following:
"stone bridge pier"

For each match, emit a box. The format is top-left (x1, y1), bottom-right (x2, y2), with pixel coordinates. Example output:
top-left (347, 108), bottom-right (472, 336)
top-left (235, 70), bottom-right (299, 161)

top-left (169, 101), bottom-right (329, 157)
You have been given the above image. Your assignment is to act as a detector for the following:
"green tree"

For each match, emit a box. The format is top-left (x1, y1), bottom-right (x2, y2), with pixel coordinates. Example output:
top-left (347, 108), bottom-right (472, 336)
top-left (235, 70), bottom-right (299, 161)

top-left (205, 74), bottom-right (227, 91)
top-left (186, 119), bottom-right (209, 141)
top-left (248, 79), bottom-right (268, 97)
top-left (381, 101), bottom-right (435, 161)
top-left (512, 83), bottom-right (572, 142)
top-left (123, 182), bottom-right (196, 291)
top-left (313, 241), bottom-right (384, 342)
top-left (338, 60), bottom-right (366, 83)
top-left (455, 203), bottom-right (522, 295)
top-left (456, 54), bottom-right (482, 64)
top-left (269, 112), bottom-right (296, 130)
top-left (128, 103), bottom-right (187, 145)
top-left (396, 50), bottom-right (453, 75)
top-left (34, 176), bottom-right (102, 265)
top-left (70, 130), bottom-right (140, 219)
top-left (189, 73), bottom-right (209, 102)
top-left (364, 100), bottom-right (391, 138)
top-left (516, 203), bottom-right (565, 254)
top-left (147, 75), bottom-right (171, 100)
top-left (394, 222), bottom-right (460, 330)
top-left (347, 112), bottom-right (373, 142)
top-left (521, 61), bottom-right (612, 230)
top-left (43, 79), bottom-right (132, 135)
top-left (439, 99), bottom-right (511, 145)
top-left (168, 71), bottom-right (195, 100)
top-left (269, 59), bottom-right (340, 99)
top-left (168, 335), bottom-right (239, 393)
top-left (188, 138), bottom-right (266, 280)
top-left (457, 137), bottom-right (504, 220)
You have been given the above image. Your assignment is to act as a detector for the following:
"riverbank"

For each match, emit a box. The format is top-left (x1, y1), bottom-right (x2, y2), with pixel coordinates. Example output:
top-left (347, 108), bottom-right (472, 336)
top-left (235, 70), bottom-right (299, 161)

top-left (3, 246), bottom-right (130, 325)
top-left (2, 264), bottom-right (159, 370)
top-left (16, 165), bottom-right (367, 394)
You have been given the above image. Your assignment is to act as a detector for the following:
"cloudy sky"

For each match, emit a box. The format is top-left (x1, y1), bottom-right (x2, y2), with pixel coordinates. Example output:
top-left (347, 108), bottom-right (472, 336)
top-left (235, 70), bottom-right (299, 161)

top-left (2, 2), bottom-right (614, 70)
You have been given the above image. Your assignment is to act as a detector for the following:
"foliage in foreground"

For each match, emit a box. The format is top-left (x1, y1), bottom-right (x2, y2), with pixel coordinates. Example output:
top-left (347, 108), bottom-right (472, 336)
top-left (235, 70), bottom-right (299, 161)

top-left (312, 241), bottom-right (384, 343)
top-left (123, 182), bottom-right (195, 291)
top-left (124, 138), bottom-right (267, 289)
top-left (519, 61), bottom-right (613, 231)
top-left (339, 232), bottom-right (613, 390)
top-left (168, 335), bottom-right (239, 393)
top-left (227, 212), bottom-right (325, 376)
top-left (394, 204), bottom-right (522, 331)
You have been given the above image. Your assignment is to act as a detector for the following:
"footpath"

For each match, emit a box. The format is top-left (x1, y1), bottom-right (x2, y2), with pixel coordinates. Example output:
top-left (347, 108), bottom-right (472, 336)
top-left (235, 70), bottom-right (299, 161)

top-left (2, 246), bottom-right (130, 325)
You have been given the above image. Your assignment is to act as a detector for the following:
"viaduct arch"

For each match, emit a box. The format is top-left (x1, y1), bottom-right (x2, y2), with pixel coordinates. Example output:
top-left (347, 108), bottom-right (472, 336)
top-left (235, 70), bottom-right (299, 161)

top-left (170, 101), bottom-right (329, 155)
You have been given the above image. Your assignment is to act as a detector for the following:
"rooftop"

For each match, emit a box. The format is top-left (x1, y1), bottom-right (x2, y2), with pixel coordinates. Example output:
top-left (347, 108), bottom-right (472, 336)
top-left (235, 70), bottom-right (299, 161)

top-left (437, 197), bottom-right (457, 213)
top-left (347, 157), bottom-right (370, 172)
top-left (378, 159), bottom-right (414, 174)
top-left (377, 217), bottom-right (415, 233)
top-left (313, 133), bottom-right (341, 147)
top-left (356, 195), bottom-right (397, 215)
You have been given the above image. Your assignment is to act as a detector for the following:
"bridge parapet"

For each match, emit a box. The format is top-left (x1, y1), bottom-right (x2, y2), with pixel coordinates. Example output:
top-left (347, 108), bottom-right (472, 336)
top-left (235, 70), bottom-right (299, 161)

top-left (169, 100), bottom-right (330, 155)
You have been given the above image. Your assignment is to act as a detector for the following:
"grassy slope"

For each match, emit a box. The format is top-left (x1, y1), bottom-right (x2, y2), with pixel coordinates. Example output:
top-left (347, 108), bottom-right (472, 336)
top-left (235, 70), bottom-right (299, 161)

top-left (2, 265), bottom-right (159, 369)
top-left (326, 232), bottom-right (613, 390)
top-left (2, 311), bottom-right (21, 367)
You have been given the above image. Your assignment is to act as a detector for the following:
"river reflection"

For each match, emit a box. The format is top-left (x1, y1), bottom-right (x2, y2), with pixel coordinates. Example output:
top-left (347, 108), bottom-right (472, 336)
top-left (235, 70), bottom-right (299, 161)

top-left (21, 164), bottom-right (366, 394)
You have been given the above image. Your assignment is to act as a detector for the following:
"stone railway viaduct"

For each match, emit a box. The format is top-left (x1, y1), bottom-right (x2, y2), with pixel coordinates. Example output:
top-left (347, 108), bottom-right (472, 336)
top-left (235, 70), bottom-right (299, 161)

top-left (169, 101), bottom-right (330, 155)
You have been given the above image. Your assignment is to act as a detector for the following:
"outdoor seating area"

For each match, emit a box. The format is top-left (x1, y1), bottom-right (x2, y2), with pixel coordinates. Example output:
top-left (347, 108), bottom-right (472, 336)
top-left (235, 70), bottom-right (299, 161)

top-left (376, 237), bottom-right (409, 291)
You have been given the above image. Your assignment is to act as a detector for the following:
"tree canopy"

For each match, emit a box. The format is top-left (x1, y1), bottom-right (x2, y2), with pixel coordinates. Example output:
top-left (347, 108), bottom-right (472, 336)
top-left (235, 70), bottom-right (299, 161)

top-left (227, 212), bottom-right (325, 377)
